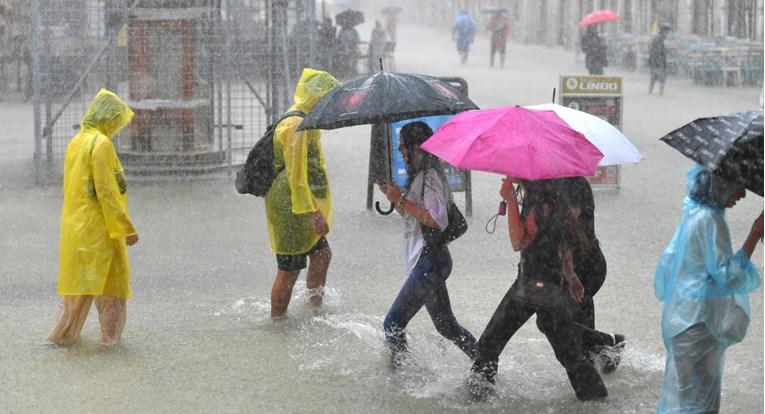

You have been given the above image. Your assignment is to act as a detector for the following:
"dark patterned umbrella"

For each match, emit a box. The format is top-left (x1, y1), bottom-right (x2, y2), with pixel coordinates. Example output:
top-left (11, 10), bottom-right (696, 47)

top-left (297, 72), bottom-right (478, 131)
top-left (335, 9), bottom-right (364, 27)
top-left (660, 109), bottom-right (763, 196)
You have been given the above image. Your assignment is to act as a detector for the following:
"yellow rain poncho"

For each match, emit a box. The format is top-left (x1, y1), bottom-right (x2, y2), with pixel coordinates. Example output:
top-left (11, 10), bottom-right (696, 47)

top-left (265, 69), bottom-right (339, 254)
top-left (58, 89), bottom-right (137, 298)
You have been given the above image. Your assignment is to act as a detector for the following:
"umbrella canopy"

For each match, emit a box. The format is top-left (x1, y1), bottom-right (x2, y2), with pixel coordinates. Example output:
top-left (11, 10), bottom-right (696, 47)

top-left (482, 6), bottom-right (509, 14)
top-left (335, 9), bottom-right (364, 27)
top-left (297, 72), bottom-right (478, 131)
top-left (578, 10), bottom-right (621, 27)
top-left (526, 103), bottom-right (643, 166)
top-left (381, 6), bottom-right (402, 15)
top-left (660, 109), bottom-right (763, 196)
top-left (420, 106), bottom-right (604, 180)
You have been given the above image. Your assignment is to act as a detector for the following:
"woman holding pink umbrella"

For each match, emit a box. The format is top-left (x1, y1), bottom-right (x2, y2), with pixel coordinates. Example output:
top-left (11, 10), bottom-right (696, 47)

top-left (468, 177), bottom-right (608, 401)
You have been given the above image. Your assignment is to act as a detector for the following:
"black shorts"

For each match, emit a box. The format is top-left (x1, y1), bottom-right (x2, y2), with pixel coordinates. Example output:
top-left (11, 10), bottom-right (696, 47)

top-left (276, 237), bottom-right (329, 271)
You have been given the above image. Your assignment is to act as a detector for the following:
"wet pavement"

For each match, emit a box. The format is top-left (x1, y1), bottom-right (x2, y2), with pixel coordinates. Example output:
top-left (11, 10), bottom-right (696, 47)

top-left (0, 21), bottom-right (762, 413)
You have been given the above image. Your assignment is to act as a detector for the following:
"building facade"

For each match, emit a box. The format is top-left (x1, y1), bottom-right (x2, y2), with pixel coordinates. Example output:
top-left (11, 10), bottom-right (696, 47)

top-left (365, 0), bottom-right (763, 49)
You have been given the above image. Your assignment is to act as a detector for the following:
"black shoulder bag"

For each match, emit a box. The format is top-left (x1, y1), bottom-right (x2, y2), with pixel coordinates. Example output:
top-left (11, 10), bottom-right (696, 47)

top-left (419, 174), bottom-right (468, 246)
top-left (513, 256), bottom-right (564, 309)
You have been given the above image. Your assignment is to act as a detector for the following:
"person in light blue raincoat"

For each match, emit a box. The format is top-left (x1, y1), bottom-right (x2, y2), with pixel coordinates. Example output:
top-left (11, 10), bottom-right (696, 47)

top-left (452, 10), bottom-right (476, 64)
top-left (654, 165), bottom-right (763, 413)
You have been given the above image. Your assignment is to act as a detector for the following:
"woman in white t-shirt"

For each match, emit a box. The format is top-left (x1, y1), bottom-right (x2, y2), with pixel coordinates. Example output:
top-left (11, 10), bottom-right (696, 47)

top-left (377, 121), bottom-right (478, 367)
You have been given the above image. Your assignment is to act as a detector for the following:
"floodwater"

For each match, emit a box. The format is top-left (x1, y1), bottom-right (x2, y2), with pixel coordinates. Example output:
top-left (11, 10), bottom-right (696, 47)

top-left (1, 22), bottom-right (763, 413)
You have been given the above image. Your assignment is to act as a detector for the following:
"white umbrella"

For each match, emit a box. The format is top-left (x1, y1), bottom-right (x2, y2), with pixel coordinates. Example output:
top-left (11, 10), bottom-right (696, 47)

top-left (525, 103), bottom-right (643, 166)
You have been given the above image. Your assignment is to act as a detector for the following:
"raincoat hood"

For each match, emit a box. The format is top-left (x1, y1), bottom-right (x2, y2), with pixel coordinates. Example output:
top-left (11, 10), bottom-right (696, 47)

top-left (81, 89), bottom-right (134, 139)
top-left (685, 165), bottom-right (739, 211)
top-left (290, 68), bottom-right (339, 114)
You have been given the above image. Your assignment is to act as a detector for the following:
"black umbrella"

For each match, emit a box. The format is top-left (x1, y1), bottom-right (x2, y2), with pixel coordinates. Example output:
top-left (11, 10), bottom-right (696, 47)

top-left (335, 9), bottom-right (364, 27)
top-left (297, 72), bottom-right (478, 214)
top-left (660, 109), bottom-right (763, 196)
top-left (297, 72), bottom-right (478, 131)
top-left (381, 6), bottom-right (402, 15)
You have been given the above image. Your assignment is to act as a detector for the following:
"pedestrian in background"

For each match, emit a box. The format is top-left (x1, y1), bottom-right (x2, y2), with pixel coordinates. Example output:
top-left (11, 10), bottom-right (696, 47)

top-left (580, 25), bottom-right (608, 75)
top-left (265, 68), bottom-right (339, 318)
top-left (648, 26), bottom-right (671, 95)
top-left (384, 10), bottom-right (398, 42)
top-left (452, 9), bottom-right (476, 64)
top-left (486, 10), bottom-right (511, 68)
top-left (376, 122), bottom-right (478, 368)
top-left (317, 17), bottom-right (337, 73)
top-left (47, 89), bottom-right (138, 347)
top-left (335, 24), bottom-right (360, 79)
top-left (368, 20), bottom-right (388, 73)
top-left (655, 165), bottom-right (762, 413)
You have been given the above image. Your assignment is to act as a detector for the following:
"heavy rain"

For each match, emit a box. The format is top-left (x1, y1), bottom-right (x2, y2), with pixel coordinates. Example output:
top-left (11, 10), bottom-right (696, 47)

top-left (0, 0), bottom-right (763, 413)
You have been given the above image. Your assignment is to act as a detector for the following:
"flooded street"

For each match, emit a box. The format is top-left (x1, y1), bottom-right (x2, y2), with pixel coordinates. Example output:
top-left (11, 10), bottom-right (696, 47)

top-left (1, 21), bottom-right (762, 413)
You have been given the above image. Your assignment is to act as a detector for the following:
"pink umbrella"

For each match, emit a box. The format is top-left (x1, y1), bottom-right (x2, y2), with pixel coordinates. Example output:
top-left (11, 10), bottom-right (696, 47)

top-left (578, 10), bottom-right (621, 28)
top-left (420, 106), bottom-right (603, 180)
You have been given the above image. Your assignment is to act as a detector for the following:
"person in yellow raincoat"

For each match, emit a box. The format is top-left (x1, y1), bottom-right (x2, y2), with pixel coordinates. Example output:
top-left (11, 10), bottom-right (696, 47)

top-left (47, 89), bottom-right (139, 347)
top-left (265, 68), bottom-right (339, 318)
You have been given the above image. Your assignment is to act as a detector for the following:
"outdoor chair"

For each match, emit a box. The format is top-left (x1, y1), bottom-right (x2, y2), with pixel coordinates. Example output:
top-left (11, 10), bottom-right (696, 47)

top-left (695, 52), bottom-right (723, 86)
top-left (720, 53), bottom-right (742, 87)
top-left (741, 52), bottom-right (763, 86)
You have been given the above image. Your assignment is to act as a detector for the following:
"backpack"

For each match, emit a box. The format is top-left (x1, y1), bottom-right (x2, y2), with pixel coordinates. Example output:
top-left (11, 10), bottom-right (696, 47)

top-left (235, 110), bottom-right (305, 197)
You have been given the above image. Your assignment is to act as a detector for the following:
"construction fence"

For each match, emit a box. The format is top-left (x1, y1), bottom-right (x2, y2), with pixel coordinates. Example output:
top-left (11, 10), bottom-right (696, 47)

top-left (30, 0), bottom-right (325, 183)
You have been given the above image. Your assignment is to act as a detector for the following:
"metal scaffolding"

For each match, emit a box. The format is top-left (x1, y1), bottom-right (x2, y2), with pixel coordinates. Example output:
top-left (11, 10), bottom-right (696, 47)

top-left (31, 0), bottom-right (318, 183)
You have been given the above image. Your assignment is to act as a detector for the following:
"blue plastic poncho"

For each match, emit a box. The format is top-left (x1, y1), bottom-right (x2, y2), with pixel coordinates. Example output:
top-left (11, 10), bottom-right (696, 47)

top-left (453, 11), bottom-right (476, 52)
top-left (654, 165), bottom-right (760, 413)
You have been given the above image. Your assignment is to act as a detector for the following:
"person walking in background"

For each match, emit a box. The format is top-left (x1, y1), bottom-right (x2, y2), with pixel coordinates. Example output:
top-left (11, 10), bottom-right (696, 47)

top-left (486, 10), bottom-right (511, 68)
top-left (452, 9), bottom-right (476, 64)
top-left (469, 178), bottom-right (608, 401)
top-left (383, 10), bottom-right (398, 43)
top-left (317, 17), bottom-right (337, 73)
top-left (376, 122), bottom-right (478, 368)
top-left (655, 165), bottom-right (762, 413)
top-left (265, 68), bottom-right (340, 318)
top-left (335, 24), bottom-right (360, 79)
top-left (368, 20), bottom-right (388, 73)
top-left (580, 25), bottom-right (608, 75)
top-left (47, 89), bottom-right (138, 347)
top-left (648, 26), bottom-right (671, 95)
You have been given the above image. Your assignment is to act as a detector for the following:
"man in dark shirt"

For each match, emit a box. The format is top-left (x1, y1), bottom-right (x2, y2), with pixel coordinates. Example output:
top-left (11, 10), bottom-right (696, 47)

top-left (648, 26), bottom-right (671, 95)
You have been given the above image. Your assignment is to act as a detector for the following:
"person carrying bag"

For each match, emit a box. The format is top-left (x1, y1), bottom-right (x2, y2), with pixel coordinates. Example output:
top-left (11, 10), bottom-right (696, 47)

top-left (468, 177), bottom-right (608, 402)
top-left (376, 121), bottom-right (477, 369)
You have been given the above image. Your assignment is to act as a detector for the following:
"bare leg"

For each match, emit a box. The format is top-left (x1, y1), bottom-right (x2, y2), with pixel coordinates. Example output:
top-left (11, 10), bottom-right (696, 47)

top-left (95, 295), bottom-right (127, 347)
top-left (500, 52), bottom-right (505, 68)
top-left (649, 79), bottom-right (655, 94)
top-left (271, 270), bottom-right (300, 317)
top-left (658, 82), bottom-right (665, 96)
top-left (47, 295), bottom-right (94, 345)
top-left (306, 246), bottom-right (332, 307)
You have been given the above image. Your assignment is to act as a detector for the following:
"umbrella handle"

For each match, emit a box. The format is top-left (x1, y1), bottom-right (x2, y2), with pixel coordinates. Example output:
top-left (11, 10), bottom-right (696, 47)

top-left (375, 201), bottom-right (395, 215)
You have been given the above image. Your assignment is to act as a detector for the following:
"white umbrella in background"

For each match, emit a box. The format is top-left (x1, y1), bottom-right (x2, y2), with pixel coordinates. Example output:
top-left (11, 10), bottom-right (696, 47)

top-left (526, 103), bottom-right (643, 166)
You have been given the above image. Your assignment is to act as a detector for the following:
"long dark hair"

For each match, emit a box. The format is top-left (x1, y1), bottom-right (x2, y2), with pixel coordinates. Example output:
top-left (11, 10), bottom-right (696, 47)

top-left (400, 121), bottom-right (449, 199)
top-left (522, 179), bottom-right (592, 250)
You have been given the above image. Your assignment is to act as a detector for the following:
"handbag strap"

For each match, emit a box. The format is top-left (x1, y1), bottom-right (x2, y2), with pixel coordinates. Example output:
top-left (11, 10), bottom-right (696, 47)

top-left (419, 167), bottom-right (452, 206)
